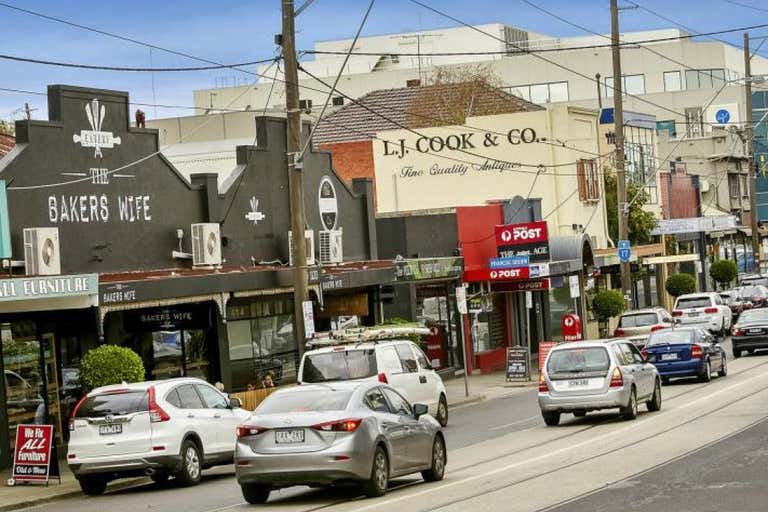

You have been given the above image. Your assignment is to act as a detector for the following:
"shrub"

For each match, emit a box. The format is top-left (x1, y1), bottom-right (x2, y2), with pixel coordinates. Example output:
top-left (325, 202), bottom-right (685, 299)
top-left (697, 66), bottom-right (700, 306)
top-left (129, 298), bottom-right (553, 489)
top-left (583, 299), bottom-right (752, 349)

top-left (665, 273), bottom-right (696, 298)
top-left (709, 259), bottom-right (737, 290)
top-left (590, 289), bottom-right (626, 323)
top-left (80, 345), bottom-right (145, 391)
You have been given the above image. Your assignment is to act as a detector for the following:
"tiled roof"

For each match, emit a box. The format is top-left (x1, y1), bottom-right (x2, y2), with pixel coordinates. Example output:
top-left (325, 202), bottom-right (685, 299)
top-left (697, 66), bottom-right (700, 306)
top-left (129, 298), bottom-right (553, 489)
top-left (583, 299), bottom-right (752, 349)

top-left (312, 81), bottom-right (542, 146)
top-left (0, 134), bottom-right (14, 158)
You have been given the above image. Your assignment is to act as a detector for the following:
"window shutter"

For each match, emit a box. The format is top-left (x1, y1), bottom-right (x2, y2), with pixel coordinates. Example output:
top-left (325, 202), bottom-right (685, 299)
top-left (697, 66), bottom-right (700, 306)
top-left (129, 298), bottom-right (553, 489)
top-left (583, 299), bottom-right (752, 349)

top-left (577, 160), bottom-right (587, 201)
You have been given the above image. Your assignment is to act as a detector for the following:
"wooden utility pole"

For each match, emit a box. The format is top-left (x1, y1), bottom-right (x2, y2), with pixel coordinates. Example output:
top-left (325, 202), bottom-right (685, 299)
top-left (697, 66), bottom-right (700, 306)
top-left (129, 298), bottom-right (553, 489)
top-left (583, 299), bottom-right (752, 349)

top-left (744, 33), bottom-right (761, 272)
top-left (281, 0), bottom-right (309, 351)
top-left (611, 0), bottom-right (633, 306)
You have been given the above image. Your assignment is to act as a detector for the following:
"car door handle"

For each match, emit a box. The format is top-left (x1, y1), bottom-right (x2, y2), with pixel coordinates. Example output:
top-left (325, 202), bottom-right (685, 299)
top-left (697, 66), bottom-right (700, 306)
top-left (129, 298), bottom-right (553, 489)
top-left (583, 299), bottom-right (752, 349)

top-left (187, 413), bottom-right (195, 418)
top-left (419, 375), bottom-right (427, 384)
top-left (213, 414), bottom-right (222, 419)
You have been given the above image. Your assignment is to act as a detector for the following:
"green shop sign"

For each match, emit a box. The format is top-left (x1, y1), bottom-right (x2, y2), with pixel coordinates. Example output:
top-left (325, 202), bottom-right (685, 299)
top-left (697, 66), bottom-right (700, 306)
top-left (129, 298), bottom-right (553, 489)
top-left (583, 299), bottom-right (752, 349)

top-left (0, 273), bottom-right (98, 302)
top-left (395, 257), bottom-right (463, 281)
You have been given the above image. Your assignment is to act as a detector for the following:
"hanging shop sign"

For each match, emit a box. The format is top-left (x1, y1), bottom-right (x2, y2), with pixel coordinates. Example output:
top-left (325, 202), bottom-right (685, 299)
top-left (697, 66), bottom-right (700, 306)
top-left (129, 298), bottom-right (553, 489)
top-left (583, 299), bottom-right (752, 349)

top-left (489, 267), bottom-right (530, 281)
top-left (495, 221), bottom-right (550, 262)
top-left (650, 215), bottom-right (738, 235)
top-left (491, 278), bottom-right (551, 292)
top-left (395, 257), bottom-right (463, 281)
top-left (0, 274), bottom-right (98, 302)
top-left (10, 424), bottom-right (58, 484)
top-left (489, 255), bottom-right (529, 269)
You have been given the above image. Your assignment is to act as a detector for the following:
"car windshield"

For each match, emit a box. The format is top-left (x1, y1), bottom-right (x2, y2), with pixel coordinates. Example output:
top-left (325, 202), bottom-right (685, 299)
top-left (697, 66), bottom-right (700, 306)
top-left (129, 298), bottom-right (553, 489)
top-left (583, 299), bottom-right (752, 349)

top-left (619, 313), bottom-right (658, 327)
top-left (547, 347), bottom-right (610, 374)
top-left (737, 309), bottom-right (768, 323)
top-left (256, 388), bottom-right (353, 414)
top-left (301, 349), bottom-right (377, 383)
top-left (75, 391), bottom-right (148, 418)
top-left (738, 286), bottom-right (765, 298)
top-left (646, 330), bottom-right (695, 346)
top-left (676, 297), bottom-right (712, 309)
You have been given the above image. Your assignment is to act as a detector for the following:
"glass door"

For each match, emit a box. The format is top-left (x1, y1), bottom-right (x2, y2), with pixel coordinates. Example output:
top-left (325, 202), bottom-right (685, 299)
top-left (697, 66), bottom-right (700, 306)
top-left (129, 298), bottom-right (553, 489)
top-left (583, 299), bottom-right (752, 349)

top-left (40, 333), bottom-right (64, 446)
top-left (183, 330), bottom-right (209, 380)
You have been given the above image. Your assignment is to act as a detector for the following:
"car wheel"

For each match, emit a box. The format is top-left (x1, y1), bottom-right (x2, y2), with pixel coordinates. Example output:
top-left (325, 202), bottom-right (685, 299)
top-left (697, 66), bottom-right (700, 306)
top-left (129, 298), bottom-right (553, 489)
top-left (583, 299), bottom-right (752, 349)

top-left (175, 439), bottom-right (202, 487)
top-left (733, 348), bottom-right (742, 358)
top-left (573, 410), bottom-right (587, 417)
top-left (421, 435), bottom-right (446, 482)
top-left (241, 483), bottom-right (271, 504)
top-left (78, 476), bottom-right (108, 496)
top-left (542, 411), bottom-right (561, 426)
top-left (620, 388), bottom-right (638, 421)
top-left (362, 446), bottom-right (389, 497)
top-left (646, 380), bottom-right (662, 412)
top-left (661, 377), bottom-right (670, 385)
top-left (436, 394), bottom-right (448, 427)
top-left (748, 349), bottom-right (755, 355)
top-left (699, 359), bottom-right (712, 383)
top-left (718, 356), bottom-right (728, 377)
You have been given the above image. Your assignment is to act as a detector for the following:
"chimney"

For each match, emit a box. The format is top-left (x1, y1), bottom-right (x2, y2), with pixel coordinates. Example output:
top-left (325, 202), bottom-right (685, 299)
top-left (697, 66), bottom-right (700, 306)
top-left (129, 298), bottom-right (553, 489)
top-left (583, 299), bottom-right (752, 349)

top-left (406, 79), bottom-right (421, 88)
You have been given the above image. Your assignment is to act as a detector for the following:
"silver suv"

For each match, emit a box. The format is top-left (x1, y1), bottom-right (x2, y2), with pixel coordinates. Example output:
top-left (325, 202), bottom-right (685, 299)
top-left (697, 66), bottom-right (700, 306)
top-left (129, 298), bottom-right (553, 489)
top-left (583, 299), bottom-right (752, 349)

top-left (538, 340), bottom-right (662, 426)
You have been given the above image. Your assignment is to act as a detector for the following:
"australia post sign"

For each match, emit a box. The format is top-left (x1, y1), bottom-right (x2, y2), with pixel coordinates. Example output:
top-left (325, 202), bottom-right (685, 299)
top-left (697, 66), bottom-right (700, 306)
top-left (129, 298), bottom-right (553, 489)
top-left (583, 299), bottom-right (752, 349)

top-left (495, 221), bottom-right (550, 263)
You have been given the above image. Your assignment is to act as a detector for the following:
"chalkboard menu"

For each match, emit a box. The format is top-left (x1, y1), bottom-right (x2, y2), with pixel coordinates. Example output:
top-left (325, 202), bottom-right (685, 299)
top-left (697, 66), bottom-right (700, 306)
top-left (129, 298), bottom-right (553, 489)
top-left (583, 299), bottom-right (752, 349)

top-left (506, 346), bottom-right (529, 381)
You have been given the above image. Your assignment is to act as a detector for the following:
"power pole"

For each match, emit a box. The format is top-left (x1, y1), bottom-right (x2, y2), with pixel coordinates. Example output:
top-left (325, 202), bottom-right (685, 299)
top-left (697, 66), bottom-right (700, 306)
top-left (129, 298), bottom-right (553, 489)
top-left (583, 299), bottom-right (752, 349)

top-left (281, 0), bottom-right (309, 351)
top-left (744, 33), bottom-right (761, 272)
top-left (611, 0), bottom-right (633, 307)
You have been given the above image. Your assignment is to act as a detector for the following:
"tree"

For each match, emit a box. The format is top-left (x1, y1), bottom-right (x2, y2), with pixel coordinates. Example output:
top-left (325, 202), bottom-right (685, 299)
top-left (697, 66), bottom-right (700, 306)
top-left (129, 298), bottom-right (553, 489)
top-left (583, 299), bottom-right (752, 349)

top-left (604, 174), bottom-right (658, 245)
top-left (590, 289), bottom-right (626, 337)
top-left (80, 345), bottom-right (145, 391)
top-left (0, 120), bottom-right (14, 136)
top-left (709, 259), bottom-right (738, 290)
top-left (665, 273), bottom-right (696, 298)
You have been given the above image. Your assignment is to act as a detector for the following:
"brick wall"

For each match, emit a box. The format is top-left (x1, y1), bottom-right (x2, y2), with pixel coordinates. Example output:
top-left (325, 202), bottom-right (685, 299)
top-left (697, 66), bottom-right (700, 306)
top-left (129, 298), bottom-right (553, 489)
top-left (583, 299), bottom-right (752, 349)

top-left (660, 171), bottom-right (700, 219)
top-left (319, 140), bottom-right (374, 184)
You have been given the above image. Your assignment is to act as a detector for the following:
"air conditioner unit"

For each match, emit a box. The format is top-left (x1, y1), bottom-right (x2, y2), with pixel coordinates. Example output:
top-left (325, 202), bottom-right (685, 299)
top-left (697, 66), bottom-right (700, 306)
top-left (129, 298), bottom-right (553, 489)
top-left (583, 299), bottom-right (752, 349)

top-left (191, 223), bottom-right (222, 266)
top-left (319, 229), bottom-right (343, 264)
top-left (289, 230), bottom-right (315, 266)
top-left (23, 227), bottom-right (61, 276)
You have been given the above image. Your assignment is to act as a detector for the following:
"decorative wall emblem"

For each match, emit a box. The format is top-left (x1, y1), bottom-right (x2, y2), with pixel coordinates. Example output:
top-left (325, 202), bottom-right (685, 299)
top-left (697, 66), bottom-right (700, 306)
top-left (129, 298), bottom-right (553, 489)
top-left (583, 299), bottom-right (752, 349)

top-left (72, 99), bottom-right (122, 158)
top-left (318, 176), bottom-right (338, 231)
top-left (245, 197), bottom-right (266, 225)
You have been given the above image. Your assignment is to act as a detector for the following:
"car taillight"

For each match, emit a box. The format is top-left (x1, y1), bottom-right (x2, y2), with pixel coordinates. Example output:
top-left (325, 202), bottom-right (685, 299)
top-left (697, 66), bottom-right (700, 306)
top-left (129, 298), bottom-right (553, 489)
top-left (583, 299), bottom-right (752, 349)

top-left (641, 348), bottom-right (648, 359)
top-left (672, 310), bottom-right (683, 316)
top-left (613, 328), bottom-right (625, 337)
top-left (704, 307), bottom-right (718, 314)
top-left (69, 394), bottom-right (88, 431)
top-left (312, 418), bottom-right (362, 432)
top-left (691, 344), bottom-right (703, 359)
top-left (538, 374), bottom-right (549, 392)
top-left (610, 368), bottom-right (623, 388)
top-left (148, 386), bottom-right (170, 423)
top-left (732, 327), bottom-right (744, 336)
top-left (377, 373), bottom-right (388, 384)
top-left (236, 425), bottom-right (268, 438)
top-left (650, 324), bottom-right (665, 332)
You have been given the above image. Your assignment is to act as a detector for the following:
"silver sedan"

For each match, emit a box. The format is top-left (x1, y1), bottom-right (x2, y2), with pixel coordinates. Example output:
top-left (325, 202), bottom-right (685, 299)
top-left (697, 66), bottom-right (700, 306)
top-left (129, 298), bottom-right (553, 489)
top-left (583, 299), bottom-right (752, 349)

top-left (234, 381), bottom-right (446, 504)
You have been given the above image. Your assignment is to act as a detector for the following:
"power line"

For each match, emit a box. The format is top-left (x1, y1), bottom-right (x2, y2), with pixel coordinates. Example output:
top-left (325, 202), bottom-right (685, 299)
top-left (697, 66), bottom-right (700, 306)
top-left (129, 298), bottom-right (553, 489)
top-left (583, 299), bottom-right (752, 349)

top-left (722, 0), bottom-right (768, 14)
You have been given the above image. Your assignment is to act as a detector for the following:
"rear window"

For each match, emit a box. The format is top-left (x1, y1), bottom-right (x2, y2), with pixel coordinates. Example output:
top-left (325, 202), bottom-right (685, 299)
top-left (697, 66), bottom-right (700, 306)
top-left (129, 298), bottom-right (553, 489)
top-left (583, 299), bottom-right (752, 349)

top-left (737, 309), bottom-right (768, 322)
top-left (676, 297), bottom-right (712, 309)
top-left (301, 349), bottom-right (376, 383)
top-left (256, 389), bottom-right (353, 414)
top-left (738, 286), bottom-right (766, 298)
top-left (647, 330), bottom-right (695, 346)
top-left (75, 391), bottom-right (148, 418)
top-left (547, 347), bottom-right (610, 374)
top-left (618, 313), bottom-right (658, 327)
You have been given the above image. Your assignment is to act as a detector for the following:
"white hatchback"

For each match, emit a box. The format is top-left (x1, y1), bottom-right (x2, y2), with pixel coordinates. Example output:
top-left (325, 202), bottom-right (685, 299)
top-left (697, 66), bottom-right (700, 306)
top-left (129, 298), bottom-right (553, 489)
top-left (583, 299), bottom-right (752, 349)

top-left (298, 339), bottom-right (449, 426)
top-left (67, 378), bottom-right (250, 495)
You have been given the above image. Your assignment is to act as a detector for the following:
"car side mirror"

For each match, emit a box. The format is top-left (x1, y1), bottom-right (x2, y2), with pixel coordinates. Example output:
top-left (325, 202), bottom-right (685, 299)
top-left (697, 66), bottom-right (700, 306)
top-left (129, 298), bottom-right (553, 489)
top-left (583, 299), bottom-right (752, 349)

top-left (413, 403), bottom-right (428, 420)
top-left (229, 397), bottom-right (242, 409)
top-left (663, 318), bottom-right (673, 323)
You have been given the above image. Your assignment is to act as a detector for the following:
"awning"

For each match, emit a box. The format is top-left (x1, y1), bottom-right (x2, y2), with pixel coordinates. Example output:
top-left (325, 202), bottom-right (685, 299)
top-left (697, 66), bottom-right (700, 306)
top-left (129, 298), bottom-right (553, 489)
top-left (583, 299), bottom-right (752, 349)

top-left (0, 273), bottom-right (99, 314)
top-left (99, 293), bottom-right (226, 331)
top-left (642, 254), bottom-right (700, 265)
top-left (548, 234), bottom-right (595, 274)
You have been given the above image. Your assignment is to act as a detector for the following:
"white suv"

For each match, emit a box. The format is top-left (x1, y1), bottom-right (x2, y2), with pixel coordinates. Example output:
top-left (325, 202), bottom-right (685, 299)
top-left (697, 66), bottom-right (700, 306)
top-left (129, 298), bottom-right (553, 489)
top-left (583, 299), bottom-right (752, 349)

top-left (673, 292), bottom-right (732, 336)
top-left (67, 378), bottom-right (251, 495)
top-left (298, 338), bottom-right (449, 426)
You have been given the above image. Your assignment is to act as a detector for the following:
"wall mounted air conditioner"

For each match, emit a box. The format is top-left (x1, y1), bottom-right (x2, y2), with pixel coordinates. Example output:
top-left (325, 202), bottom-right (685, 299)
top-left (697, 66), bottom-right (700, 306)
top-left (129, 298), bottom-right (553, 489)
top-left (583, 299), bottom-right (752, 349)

top-left (289, 230), bottom-right (315, 266)
top-left (23, 227), bottom-right (61, 276)
top-left (319, 229), bottom-right (343, 264)
top-left (191, 223), bottom-right (222, 266)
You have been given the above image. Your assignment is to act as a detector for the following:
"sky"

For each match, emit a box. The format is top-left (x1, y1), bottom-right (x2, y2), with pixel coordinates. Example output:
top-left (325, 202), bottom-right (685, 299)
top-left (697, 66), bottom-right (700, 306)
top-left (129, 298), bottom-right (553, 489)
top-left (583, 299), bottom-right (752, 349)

top-left (1, 0), bottom-right (766, 125)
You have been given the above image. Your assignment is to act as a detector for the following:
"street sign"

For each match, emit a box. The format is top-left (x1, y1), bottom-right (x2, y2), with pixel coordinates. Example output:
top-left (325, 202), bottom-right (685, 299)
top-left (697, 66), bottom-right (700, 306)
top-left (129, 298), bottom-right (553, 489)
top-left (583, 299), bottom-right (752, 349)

top-left (569, 275), bottom-right (580, 298)
top-left (650, 215), bottom-right (737, 235)
top-left (618, 239), bottom-right (631, 263)
top-left (489, 255), bottom-right (529, 269)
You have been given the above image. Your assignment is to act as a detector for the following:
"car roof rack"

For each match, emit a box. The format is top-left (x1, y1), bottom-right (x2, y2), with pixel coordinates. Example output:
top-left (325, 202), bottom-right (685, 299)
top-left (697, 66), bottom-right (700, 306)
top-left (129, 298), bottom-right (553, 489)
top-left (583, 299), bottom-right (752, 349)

top-left (305, 326), bottom-right (431, 348)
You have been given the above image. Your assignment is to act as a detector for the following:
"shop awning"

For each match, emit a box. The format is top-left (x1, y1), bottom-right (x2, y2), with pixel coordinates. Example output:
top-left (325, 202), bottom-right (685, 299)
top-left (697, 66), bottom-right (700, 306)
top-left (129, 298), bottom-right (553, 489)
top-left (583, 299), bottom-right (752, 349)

top-left (642, 253), bottom-right (700, 265)
top-left (548, 234), bottom-right (595, 274)
top-left (0, 273), bottom-right (99, 314)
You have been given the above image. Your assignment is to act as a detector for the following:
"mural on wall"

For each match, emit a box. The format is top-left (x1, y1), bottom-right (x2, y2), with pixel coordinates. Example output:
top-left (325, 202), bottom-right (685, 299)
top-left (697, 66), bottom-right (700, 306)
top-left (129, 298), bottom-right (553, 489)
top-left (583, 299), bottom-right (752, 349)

top-left (318, 175), bottom-right (338, 231)
top-left (245, 196), bottom-right (266, 225)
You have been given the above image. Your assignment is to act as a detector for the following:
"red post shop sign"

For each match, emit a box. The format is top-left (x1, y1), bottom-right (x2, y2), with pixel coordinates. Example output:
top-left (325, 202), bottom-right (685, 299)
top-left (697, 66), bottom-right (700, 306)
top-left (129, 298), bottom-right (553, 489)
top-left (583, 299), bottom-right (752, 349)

top-left (12, 424), bottom-right (54, 482)
top-left (495, 221), bottom-right (550, 262)
top-left (489, 267), bottom-right (530, 281)
top-left (562, 313), bottom-right (582, 342)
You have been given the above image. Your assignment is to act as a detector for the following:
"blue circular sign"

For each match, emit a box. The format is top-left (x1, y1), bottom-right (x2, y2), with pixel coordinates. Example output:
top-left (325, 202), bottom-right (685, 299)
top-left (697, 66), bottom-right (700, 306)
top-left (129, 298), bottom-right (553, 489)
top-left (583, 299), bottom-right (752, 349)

top-left (715, 109), bottom-right (731, 124)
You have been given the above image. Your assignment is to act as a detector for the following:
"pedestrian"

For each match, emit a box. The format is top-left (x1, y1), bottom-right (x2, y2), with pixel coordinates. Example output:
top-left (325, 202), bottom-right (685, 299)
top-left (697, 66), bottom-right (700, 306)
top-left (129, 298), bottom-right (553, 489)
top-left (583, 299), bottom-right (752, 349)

top-left (246, 382), bottom-right (256, 391)
top-left (214, 381), bottom-right (228, 397)
top-left (261, 372), bottom-right (275, 388)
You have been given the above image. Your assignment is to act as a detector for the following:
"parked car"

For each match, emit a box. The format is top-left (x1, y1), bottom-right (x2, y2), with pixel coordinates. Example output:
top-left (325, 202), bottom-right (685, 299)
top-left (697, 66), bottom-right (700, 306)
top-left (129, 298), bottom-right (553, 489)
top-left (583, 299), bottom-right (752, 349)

top-left (672, 292), bottom-right (732, 335)
top-left (67, 378), bottom-right (251, 495)
top-left (735, 285), bottom-right (768, 309)
top-left (731, 307), bottom-right (768, 358)
top-left (739, 274), bottom-right (768, 287)
top-left (643, 327), bottom-right (727, 384)
top-left (613, 308), bottom-right (674, 346)
top-left (537, 339), bottom-right (661, 426)
top-left (719, 291), bottom-right (749, 320)
top-left (298, 329), bottom-right (448, 426)
top-left (234, 381), bottom-right (445, 503)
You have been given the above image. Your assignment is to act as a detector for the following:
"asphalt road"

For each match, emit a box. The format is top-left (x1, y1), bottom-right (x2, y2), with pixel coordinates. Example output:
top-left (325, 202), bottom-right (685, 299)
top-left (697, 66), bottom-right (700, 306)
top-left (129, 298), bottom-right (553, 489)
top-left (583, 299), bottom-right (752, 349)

top-left (31, 336), bottom-right (768, 512)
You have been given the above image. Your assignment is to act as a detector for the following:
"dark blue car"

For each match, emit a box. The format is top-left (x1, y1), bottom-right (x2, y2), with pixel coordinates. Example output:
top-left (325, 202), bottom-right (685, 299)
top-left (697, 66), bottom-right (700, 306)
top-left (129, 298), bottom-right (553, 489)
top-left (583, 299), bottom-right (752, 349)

top-left (643, 328), bottom-right (727, 384)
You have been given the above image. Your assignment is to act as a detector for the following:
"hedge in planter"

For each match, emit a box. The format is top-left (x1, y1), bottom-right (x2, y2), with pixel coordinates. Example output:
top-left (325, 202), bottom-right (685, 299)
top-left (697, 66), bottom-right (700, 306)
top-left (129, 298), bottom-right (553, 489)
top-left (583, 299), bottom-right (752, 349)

top-left (709, 259), bottom-right (737, 290)
top-left (665, 273), bottom-right (696, 298)
top-left (80, 345), bottom-right (145, 391)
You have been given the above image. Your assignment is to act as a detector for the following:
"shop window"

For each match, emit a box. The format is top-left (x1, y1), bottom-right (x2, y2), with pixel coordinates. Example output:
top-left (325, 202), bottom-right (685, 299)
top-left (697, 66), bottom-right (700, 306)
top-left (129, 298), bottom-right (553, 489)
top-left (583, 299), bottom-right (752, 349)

top-left (415, 284), bottom-right (459, 370)
top-left (577, 159), bottom-right (600, 201)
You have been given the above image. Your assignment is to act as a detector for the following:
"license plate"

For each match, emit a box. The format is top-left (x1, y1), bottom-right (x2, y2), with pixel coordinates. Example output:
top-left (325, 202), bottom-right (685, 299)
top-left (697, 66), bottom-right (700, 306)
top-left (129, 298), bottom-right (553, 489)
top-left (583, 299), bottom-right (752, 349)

top-left (688, 312), bottom-right (699, 317)
top-left (99, 424), bottom-right (122, 435)
top-left (748, 328), bottom-right (763, 334)
top-left (661, 353), bottom-right (678, 361)
top-left (275, 429), bottom-right (305, 444)
top-left (567, 379), bottom-right (589, 389)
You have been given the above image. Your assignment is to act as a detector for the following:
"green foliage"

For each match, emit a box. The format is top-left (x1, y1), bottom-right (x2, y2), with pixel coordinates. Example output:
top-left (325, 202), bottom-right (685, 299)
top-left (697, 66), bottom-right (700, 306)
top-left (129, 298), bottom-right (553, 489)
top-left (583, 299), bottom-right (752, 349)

top-left (552, 285), bottom-right (573, 307)
top-left (80, 345), bottom-right (145, 391)
top-left (604, 174), bottom-right (658, 245)
top-left (590, 289), bottom-right (626, 323)
top-left (709, 259), bottom-right (738, 290)
top-left (0, 120), bottom-right (14, 136)
top-left (665, 273), bottom-right (696, 298)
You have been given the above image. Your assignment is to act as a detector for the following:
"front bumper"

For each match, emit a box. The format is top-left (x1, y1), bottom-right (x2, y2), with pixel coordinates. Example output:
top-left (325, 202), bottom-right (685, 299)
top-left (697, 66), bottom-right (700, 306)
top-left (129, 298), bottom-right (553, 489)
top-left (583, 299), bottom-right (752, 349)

top-left (68, 454), bottom-right (182, 479)
top-left (538, 387), bottom-right (631, 413)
